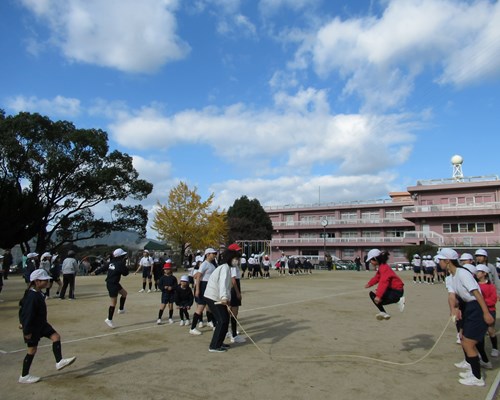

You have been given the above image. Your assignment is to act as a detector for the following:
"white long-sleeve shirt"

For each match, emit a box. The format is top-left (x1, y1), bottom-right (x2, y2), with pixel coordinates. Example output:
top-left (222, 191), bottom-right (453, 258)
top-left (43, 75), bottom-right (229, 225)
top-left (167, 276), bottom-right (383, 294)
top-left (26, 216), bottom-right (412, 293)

top-left (204, 264), bottom-right (231, 302)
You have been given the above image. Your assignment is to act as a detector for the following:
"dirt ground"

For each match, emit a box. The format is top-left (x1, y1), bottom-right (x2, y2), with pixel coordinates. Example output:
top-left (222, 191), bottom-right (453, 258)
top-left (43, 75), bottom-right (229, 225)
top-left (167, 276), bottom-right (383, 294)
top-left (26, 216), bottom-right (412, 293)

top-left (0, 269), bottom-right (498, 400)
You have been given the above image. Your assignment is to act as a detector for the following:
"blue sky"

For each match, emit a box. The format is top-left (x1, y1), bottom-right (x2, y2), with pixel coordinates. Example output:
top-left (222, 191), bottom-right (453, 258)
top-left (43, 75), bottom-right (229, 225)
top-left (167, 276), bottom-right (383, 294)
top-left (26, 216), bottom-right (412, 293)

top-left (1, 0), bottom-right (500, 237)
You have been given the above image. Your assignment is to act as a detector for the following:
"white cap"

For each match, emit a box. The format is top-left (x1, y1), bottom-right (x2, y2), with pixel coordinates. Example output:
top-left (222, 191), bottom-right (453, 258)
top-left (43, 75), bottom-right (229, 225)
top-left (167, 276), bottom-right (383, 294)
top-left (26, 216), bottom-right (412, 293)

top-left (366, 249), bottom-right (381, 262)
top-left (413, 254), bottom-right (420, 258)
top-left (476, 264), bottom-right (490, 274)
top-left (191, 261), bottom-right (196, 266)
top-left (496, 257), bottom-right (500, 262)
top-left (27, 252), bottom-right (39, 259)
top-left (143, 249), bottom-right (149, 253)
top-left (180, 275), bottom-right (190, 282)
top-left (204, 248), bottom-right (217, 255)
top-left (463, 264), bottom-right (477, 275)
top-left (475, 249), bottom-right (488, 257)
top-left (436, 248), bottom-right (459, 260)
top-left (113, 248), bottom-right (127, 258)
top-left (195, 255), bottom-right (204, 263)
top-left (459, 253), bottom-right (474, 261)
top-left (41, 252), bottom-right (52, 259)
top-left (30, 269), bottom-right (51, 282)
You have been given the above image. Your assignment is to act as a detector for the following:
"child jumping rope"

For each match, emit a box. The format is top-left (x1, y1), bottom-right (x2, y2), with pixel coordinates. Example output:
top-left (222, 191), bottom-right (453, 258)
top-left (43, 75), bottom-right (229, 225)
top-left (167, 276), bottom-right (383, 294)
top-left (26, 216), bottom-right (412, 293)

top-left (364, 249), bottom-right (405, 320)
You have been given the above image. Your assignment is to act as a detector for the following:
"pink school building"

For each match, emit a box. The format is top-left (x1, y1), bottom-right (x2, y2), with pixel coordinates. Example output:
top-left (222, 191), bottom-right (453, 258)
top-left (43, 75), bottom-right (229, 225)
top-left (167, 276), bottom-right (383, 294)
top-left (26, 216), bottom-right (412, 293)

top-left (265, 175), bottom-right (500, 263)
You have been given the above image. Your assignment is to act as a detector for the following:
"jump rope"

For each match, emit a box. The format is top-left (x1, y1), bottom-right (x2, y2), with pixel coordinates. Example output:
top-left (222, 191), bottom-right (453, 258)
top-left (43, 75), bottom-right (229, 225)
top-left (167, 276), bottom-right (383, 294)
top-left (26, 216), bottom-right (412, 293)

top-left (226, 304), bottom-right (453, 366)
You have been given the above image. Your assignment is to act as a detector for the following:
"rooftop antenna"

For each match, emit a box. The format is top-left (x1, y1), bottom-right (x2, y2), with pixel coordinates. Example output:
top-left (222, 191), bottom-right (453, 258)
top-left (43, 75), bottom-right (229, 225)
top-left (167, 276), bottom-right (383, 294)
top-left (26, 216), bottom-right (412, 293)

top-left (451, 155), bottom-right (464, 182)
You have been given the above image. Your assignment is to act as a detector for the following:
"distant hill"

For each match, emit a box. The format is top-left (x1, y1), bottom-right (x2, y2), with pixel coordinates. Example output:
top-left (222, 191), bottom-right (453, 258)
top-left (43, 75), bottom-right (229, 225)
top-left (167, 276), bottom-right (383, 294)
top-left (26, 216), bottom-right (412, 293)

top-left (76, 231), bottom-right (164, 249)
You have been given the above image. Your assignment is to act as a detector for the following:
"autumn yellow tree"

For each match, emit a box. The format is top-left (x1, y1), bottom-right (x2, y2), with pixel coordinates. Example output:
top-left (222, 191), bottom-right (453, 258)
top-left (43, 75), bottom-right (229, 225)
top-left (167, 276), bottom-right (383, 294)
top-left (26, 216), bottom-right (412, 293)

top-left (152, 182), bottom-right (227, 264)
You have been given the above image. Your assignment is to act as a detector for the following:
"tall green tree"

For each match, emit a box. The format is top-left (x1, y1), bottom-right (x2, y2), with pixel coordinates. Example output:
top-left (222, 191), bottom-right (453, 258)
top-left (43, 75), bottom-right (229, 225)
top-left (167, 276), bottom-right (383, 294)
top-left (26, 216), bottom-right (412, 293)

top-left (0, 110), bottom-right (153, 252)
top-left (152, 182), bottom-right (227, 264)
top-left (227, 196), bottom-right (273, 242)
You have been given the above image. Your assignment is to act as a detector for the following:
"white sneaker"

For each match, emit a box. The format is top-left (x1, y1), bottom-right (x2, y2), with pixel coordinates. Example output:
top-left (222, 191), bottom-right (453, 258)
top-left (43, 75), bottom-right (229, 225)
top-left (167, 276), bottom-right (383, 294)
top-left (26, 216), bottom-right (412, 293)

top-left (185, 320), bottom-right (190, 326)
top-left (456, 333), bottom-right (461, 344)
top-left (207, 321), bottom-right (215, 328)
top-left (147, 289), bottom-right (151, 293)
top-left (491, 348), bottom-right (499, 357)
top-left (189, 328), bottom-right (202, 336)
top-left (230, 335), bottom-right (246, 343)
top-left (198, 321), bottom-right (204, 329)
top-left (18, 374), bottom-right (40, 384)
top-left (117, 309), bottom-right (125, 314)
top-left (459, 375), bottom-right (485, 386)
top-left (104, 318), bottom-right (115, 329)
top-left (226, 331), bottom-right (232, 339)
top-left (157, 319), bottom-right (162, 325)
top-left (454, 360), bottom-right (471, 369)
top-left (179, 320), bottom-right (185, 326)
top-left (56, 356), bottom-right (76, 370)
top-left (397, 296), bottom-right (405, 312)
top-left (168, 318), bottom-right (174, 324)
top-left (480, 360), bottom-right (493, 369)
top-left (375, 312), bottom-right (391, 320)
top-left (459, 370), bottom-right (473, 379)
top-left (138, 289), bottom-right (145, 293)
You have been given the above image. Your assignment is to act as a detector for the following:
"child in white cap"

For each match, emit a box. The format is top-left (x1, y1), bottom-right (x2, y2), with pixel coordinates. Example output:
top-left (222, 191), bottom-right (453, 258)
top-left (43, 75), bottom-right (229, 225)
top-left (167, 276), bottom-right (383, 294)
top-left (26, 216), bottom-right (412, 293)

top-left (18, 269), bottom-right (76, 383)
top-left (437, 248), bottom-right (493, 387)
top-left (476, 264), bottom-right (499, 358)
top-left (364, 249), bottom-right (405, 320)
top-left (175, 275), bottom-right (194, 326)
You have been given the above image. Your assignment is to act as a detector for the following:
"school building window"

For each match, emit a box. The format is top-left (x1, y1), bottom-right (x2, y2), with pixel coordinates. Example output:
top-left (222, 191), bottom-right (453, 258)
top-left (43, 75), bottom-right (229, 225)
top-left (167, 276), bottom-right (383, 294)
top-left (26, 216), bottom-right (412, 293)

top-left (443, 222), bottom-right (494, 233)
top-left (385, 210), bottom-right (402, 220)
top-left (361, 211), bottom-right (380, 221)
top-left (341, 212), bottom-right (357, 220)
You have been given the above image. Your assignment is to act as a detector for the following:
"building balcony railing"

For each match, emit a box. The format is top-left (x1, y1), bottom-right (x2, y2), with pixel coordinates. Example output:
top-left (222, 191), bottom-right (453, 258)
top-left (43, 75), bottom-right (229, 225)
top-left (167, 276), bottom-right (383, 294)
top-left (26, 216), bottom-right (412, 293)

top-left (403, 231), bottom-right (444, 245)
top-left (271, 237), bottom-right (405, 245)
top-left (272, 218), bottom-right (409, 228)
top-left (264, 198), bottom-right (403, 211)
top-left (402, 202), bottom-right (500, 214)
top-left (442, 236), bottom-right (500, 248)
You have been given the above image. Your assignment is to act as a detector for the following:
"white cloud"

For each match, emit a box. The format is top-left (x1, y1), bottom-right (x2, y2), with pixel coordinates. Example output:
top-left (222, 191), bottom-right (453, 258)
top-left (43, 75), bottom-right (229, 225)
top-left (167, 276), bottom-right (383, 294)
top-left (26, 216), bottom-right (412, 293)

top-left (259, 0), bottom-right (321, 16)
top-left (291, 0), bottom-right (500, 110)
top-left (20, 0), bottom-right (190, 73)
top-left (6, 95), bottom-right (81, 117)
top-left (109, 88), bottom-right (416, 175)
top-left (211, 172), bottom-right (398, 210)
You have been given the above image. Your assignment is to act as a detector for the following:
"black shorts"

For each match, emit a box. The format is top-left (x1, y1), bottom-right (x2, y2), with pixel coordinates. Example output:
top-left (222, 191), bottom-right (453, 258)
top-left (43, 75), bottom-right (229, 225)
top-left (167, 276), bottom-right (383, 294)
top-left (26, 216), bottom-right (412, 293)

top-left (142, 267), bottom-right (152, 279)
top-left (195, 281), bottom-right (208, 305)
top-left (230, 280), bottom-right (242, 307)
top-left (463, 301), bottom-right (488, 341)
top-left (24, 322), bottom-right (57, 347)
top-left (161, 292), bottom-right (175, 304)
top-left (413, 266), bottom-right (421, 273)
top-left (107, 282), bottom-right (123, 298)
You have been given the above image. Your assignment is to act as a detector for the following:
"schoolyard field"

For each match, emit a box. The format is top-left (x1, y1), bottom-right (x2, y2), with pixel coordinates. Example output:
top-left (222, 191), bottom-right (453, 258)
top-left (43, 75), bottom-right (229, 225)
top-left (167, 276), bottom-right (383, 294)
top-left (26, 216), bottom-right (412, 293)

top-left (0, 269), bottom-right (498, 400)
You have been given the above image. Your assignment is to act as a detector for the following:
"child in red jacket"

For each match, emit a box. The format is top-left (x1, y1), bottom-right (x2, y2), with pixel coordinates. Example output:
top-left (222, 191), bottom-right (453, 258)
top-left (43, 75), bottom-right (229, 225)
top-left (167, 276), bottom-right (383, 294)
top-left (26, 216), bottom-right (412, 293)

top-left (364, 249), bottom-right (405, 320)
top-left (477, 264), bottom-right (498, 357)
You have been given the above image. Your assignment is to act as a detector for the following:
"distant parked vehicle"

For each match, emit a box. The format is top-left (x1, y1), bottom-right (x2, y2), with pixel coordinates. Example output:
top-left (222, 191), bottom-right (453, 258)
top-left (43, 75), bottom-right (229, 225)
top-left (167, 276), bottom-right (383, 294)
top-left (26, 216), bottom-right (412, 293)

top-left (334, 260), bottom-right (357, 270)
top-left (390, 262), bottom-right (411, 271)
top-left (9, 262), bottom-right (22, 274)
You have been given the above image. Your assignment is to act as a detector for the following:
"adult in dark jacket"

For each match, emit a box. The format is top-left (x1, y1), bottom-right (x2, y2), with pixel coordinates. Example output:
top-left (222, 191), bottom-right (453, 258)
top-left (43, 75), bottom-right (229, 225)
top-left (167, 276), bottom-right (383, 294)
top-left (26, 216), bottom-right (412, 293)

top-left (3, 248), bottom-right (13, 279)
top-left (93, 248), bottom-right (129, 329)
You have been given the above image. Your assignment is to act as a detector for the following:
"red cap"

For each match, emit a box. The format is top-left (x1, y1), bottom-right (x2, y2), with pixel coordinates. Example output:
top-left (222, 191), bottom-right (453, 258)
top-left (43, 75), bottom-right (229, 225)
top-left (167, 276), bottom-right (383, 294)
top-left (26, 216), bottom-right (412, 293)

top-left (227, 243), bottom-right (242, 251)
top-left (163, 262), bottom-right (172, 270)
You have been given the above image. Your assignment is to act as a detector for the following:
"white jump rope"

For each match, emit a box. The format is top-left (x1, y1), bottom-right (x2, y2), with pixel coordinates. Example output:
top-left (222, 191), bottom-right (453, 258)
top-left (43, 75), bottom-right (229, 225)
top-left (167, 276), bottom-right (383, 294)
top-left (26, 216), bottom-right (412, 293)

top-left (226, 305), bottom-right (453, 366)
